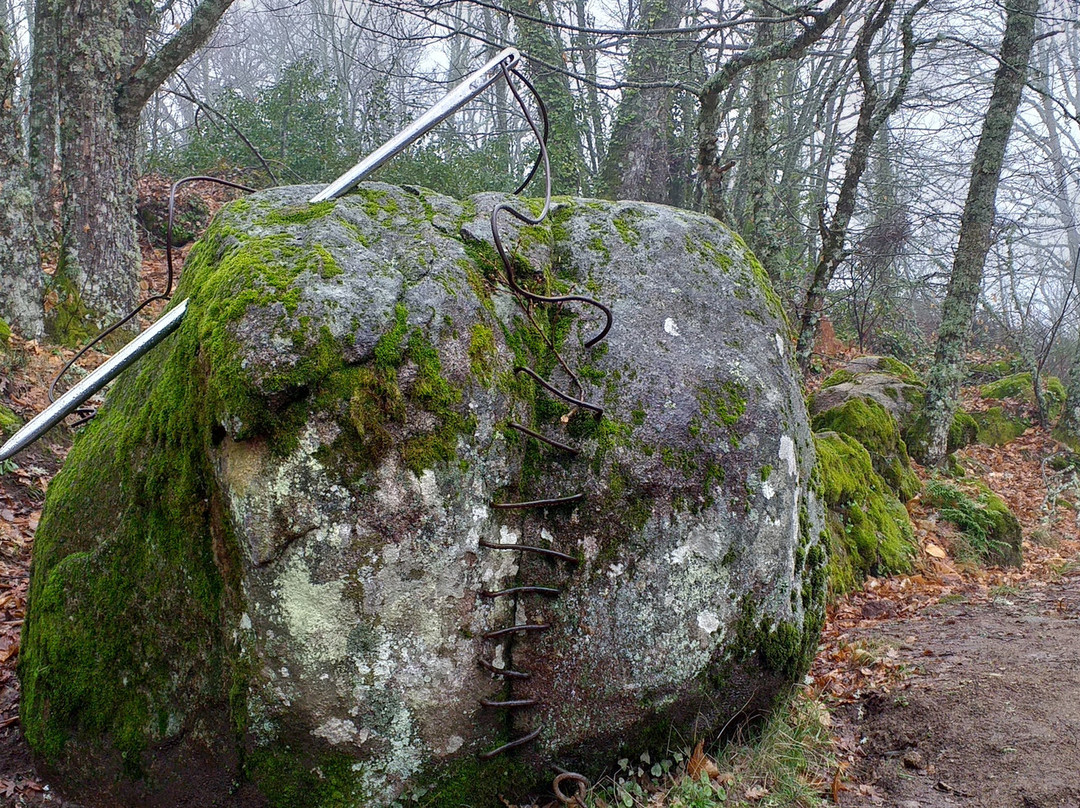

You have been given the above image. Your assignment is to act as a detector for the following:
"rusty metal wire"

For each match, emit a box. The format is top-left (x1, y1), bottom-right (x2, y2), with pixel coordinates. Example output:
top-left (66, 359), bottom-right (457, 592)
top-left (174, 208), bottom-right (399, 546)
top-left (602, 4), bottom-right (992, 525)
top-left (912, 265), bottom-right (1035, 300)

top-left (473, 68), bottom-right (599, 801)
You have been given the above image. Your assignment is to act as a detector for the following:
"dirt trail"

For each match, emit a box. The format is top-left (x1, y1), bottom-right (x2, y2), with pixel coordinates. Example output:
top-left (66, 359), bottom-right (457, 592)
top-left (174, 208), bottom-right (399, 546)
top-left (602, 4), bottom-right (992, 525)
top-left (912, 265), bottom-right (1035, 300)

top-left (836, 571), bottom-right (1080, 807)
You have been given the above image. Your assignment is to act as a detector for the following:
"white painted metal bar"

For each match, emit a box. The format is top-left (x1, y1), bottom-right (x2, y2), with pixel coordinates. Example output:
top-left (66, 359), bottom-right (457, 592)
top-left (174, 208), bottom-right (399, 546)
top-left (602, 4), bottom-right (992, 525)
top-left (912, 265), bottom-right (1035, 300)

top-left (0, 300), bottom-right (189, 462)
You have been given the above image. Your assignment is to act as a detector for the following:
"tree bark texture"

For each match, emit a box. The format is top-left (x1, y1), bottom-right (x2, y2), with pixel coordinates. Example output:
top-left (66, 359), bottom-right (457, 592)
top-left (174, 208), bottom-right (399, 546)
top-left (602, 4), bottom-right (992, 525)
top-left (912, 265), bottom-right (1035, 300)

top-left (44, 0), bottom-right (235, 342)
top-left (28, 0), bottom-right (59, 244)
top-left (913, 0), bottom-right (1040, 465)
top-left (507, 0), bottom-right (587, 195)
top-left (598, 0), bottom-right (688, 204)
top-left (738, 12), bottom-right (783, 282)
top-left (0, 21), bottom-right (44, 339)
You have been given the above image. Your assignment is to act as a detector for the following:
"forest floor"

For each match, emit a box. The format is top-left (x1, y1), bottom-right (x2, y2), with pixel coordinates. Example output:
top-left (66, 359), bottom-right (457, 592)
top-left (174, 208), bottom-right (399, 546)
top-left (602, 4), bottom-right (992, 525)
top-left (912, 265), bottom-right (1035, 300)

top-left (1, 191), bottom-right (1080, 805)
top-left (819, 431), bottom-right (1080, 807)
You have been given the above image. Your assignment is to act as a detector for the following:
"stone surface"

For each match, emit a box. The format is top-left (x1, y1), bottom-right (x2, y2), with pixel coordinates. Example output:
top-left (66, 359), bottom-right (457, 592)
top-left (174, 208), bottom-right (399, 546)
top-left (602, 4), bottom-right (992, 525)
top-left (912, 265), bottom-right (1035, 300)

top-left (20, 184), bottom-right (825, 807)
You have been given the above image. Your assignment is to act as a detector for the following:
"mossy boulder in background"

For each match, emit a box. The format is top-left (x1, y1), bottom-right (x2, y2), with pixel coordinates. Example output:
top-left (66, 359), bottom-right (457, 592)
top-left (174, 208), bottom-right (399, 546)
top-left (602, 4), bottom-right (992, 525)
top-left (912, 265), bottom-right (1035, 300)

top-left (20, 185), bottom-right (825, 807)
top-left (980, 371), bottom-right (1066, 422)
top-left (811, 398), bottom-right (920, 502)
top-left (973, 406), bottom-right (1029, 446)
top-left (812, 432), bottom-right (915, 594)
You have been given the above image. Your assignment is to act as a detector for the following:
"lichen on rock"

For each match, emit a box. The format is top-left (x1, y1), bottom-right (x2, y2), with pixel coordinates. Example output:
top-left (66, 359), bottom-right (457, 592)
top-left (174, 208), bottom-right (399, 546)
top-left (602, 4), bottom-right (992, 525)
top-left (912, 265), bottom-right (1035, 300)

top-left (20, 184), bottom-right (824, 807)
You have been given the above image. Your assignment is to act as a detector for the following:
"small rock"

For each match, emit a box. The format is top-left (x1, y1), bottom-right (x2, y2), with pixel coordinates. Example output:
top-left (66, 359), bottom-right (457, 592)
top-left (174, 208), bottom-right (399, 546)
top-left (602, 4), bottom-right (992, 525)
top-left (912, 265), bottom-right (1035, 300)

top-left (902, 749), bottom-right (925, 770)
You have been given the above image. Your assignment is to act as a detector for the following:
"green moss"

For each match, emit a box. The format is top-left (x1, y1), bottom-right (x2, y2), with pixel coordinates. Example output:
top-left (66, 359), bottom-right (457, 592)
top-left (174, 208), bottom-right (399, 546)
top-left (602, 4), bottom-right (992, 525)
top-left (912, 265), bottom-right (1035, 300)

top-left (0, 403), bottom-right (20, 439)
top-left (967, 358), bottom-right (1020, 382)
top-left (246, 745), bottom-right (368, 808)
top-left (811, 398), bottom-right (920, 502)
top-left (612, 212), bottom-right (641, 247)
top-left (353, 187), bottom-right (400, 218)
top-left (413, 750), bottom-right (538, 807)
top-left (44, 272), bottom-right (102, 348)
top-left (949, 411), bottom-right (978, 452)
top-left (1046, 376), bottom-right (1067, 420)
top-left (813, 432), bottom-right (915, 595)
top-left (587, 235), bottom-right (611, 262)
top-left (981, 372), bottom-right (1033, 401)
top-left (0, 317), bottom-right (10, 345)
top-left (875, 357), bottom-right (921, 384)
top-left (924, 479), bottom-right (1022, 566)
top-left (820, 369), bottom-right (855, 389)
top-left (260, 201), bottom-right (335, 226)
top-left (20, 284), bottom-right (247, 773)
top-left (973, 406), bottom-right (1028, 446)
top-left (729, 594), bottom-right (824, 682)
top-left (468, 322), bottom-right (496, 383)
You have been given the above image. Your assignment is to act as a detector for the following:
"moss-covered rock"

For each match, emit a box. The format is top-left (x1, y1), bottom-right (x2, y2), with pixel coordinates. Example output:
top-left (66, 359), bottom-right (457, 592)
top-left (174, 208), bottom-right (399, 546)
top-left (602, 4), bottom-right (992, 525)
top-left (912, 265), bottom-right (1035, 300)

top-left (965, 357), bottom-right (1021, 383)
top-left (21, 184), bottom-right (825, 807)
top-left (981, 372), bottom-right (1066, 421)
top-left (813, 431), bottom-right (915, 594)
top-left (0, 403), bottom-right (20, 439)
top-left (923, 479), bottom-right (1022, 567)
top-left (811, 398), bottom-right (920, 502)
top-left (973, 406), bottom-right (1029, 446)
top-left (949, 410), bottom-right (979, 452)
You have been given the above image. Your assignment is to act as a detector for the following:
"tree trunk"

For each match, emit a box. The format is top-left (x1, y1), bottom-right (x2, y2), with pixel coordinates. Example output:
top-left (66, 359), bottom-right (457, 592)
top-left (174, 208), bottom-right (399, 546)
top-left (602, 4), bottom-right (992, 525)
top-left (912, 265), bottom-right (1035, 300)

top-left (0, 21), bottom-right (43, 339)
top-left (598, 0), bottom-right (688, 204)
top-left (738, 11), bottom-right (783, 282)
top-left (28, 0), bottom-right (59, 245)
top-left (910, 0), bottom-right (1040, 465)
top-left (507, 0), bottom-right (587, 195)
top-left (38, 0), bottom-right (235, 344)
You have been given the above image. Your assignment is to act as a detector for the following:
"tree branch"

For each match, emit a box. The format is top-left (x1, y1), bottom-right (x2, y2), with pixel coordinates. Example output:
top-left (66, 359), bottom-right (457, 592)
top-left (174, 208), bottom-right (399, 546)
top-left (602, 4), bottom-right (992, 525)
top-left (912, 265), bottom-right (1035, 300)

top-left (118, 0), bottom-right (237, 121)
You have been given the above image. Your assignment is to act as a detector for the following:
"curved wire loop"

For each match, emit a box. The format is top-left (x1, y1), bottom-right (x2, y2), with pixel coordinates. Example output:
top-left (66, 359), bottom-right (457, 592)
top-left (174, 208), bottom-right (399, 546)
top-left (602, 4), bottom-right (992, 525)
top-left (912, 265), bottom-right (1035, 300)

top-left (490, 66), bottom-right (613, 349)
top-left (48, 176), bottom-right (255, 420)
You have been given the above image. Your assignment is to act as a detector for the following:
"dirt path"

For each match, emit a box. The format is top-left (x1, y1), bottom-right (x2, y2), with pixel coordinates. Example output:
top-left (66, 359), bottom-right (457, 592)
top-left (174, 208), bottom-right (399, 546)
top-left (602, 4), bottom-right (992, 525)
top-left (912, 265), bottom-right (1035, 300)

top-left (836, 571), bottom-right (1080, 807)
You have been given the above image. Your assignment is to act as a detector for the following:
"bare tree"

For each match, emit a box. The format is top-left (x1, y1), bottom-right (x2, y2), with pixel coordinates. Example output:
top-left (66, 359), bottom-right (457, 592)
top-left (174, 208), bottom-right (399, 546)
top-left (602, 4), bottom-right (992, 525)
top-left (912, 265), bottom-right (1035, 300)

top-left (794, 0), bottom-right (927, 372)
top-left (910, 0), bottom-right (1041, 465)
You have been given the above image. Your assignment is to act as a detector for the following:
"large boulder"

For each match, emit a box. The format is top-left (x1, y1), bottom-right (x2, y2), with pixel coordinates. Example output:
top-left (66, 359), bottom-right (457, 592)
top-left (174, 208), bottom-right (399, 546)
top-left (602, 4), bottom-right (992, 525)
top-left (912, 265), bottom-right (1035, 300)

top-left (20, 184), bottom-right (825, 807)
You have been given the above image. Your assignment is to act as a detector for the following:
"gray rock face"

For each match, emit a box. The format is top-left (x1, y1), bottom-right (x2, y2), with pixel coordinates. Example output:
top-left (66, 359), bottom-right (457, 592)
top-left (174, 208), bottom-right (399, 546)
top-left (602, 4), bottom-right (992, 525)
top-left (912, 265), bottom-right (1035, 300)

top-left (21, 184), bottom-right (826, 807)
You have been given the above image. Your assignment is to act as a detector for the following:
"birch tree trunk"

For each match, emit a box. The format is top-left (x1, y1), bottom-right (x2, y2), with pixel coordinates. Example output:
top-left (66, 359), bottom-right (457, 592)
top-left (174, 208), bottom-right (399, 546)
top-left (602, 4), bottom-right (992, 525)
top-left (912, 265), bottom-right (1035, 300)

top-left (910, 0), bottom-right (1040, 465)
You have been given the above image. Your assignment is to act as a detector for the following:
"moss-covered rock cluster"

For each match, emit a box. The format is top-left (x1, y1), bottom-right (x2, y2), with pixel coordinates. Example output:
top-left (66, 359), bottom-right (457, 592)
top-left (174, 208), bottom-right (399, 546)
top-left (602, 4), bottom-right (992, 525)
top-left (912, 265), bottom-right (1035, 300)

top-left (21, 184), bottom-right (825, 807)
top-left (808, 358), bottom-right (926, 592)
